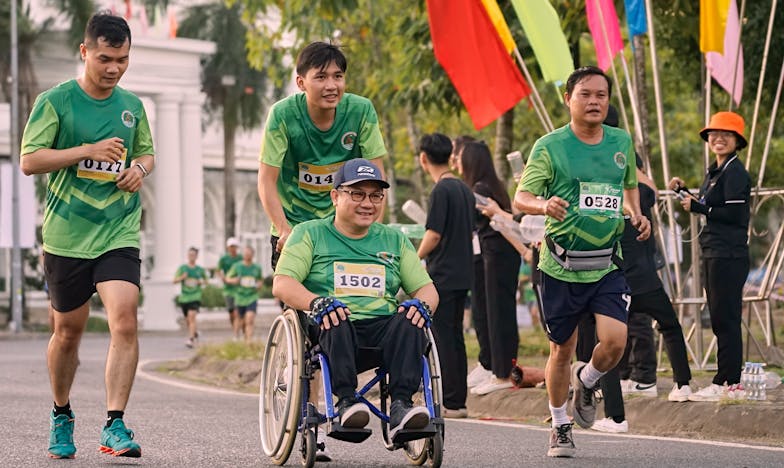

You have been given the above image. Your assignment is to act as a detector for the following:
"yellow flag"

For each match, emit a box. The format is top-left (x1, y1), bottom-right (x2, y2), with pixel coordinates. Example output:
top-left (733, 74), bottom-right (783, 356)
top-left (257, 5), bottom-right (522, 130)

top-left (481, 0), bottom-right (515, 54)
top-left (700, 0), bottom-right (731, 53)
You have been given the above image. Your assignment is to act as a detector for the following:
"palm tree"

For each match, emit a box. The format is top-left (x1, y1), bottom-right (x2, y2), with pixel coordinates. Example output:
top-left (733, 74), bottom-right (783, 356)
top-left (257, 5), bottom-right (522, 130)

top-left (178, 1), bottom-right (272, 240)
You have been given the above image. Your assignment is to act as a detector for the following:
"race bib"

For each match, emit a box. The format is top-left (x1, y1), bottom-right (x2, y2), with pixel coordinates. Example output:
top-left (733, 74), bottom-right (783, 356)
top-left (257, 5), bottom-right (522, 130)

top-left (298, 161), bottom-right (343, 192)
top-left (334, 262), bottom-right (385, 298)
top-left (240, 276), bottom-right (257, 288)
top-left (77, 148), bottom-right (127, 181)
top-left (578, 182), bottom-right (622, 218)
top-left (184, 278), bottom-right (199, 288)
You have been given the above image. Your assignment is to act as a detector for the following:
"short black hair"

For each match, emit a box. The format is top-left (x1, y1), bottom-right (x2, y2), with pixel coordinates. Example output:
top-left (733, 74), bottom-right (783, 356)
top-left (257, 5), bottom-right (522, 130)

top-left (84, 11), bottom-right (131, 48)
top-left (419, 133), bottom-right (453, 165)
top-left (566, 66), bottom-right (612, 98)
top-left (296, 41), bottom-right (347, 76)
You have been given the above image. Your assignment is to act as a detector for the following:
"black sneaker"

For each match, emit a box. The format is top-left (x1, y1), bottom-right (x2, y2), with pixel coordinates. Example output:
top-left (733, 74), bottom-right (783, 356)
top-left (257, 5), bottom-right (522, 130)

top-left (336, 397), bottom-right (370, 429)
top-left (547, 423), bottom-right (575, 457)
top-left (571, 361), bottom-right (597, 429)
top-left (389, 400), bottom-right (430, 440)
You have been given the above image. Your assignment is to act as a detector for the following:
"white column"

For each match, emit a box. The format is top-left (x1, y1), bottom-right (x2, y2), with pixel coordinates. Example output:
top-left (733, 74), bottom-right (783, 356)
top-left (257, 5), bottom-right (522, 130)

top-left (180, 93), bottom-right (205, 252)
top-left (142, 93), bottom-right (183, 330)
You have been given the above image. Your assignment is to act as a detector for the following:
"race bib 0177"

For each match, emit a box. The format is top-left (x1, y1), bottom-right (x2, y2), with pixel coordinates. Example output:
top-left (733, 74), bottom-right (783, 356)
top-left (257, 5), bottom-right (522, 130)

top-left (298, 161), bottom-right (344, 192)
top-left (333, 262), bottom-right (386, 298)
top-left (578, 182), bottom-right (622, 218)
top-left (77, 148), bottom-right (127, 181)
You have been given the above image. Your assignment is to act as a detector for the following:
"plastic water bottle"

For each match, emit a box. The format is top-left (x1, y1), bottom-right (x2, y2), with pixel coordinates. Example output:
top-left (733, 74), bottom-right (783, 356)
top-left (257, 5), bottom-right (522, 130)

top-left (402, 199), bottom-right (427, 225)
top-left (741, 362), bottom-right (752, 399)
top-left (752, 363), bottom-right (764, 400)
top-left (490, 214), bottom-right (524, 245)
top-left (519, 215), bottom-right (545, 243)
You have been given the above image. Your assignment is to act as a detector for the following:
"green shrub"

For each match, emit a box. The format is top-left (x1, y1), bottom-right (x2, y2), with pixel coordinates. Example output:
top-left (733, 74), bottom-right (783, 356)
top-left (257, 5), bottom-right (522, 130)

top-left (201, 284), bottom-right (226, 309)
top-left (196, 340), bottom-right (264, 360)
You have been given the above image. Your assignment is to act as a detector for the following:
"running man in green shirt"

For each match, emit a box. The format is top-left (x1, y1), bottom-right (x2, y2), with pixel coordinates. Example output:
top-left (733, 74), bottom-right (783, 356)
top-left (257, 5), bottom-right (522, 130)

top-left (225, 245), bottom-right (263, 343)
top-left (514, 67), bottom-right (650, 458)
top-left (258, 41), bottom-right (387, 271)
top-left (20, 13), bottom-right (152, 459)
top-left (216, 237), bottom-right (243, 340)
top-left (174, 247), bottom-right (208, 348)
top-left (273, 158), bottom-right (439, 443)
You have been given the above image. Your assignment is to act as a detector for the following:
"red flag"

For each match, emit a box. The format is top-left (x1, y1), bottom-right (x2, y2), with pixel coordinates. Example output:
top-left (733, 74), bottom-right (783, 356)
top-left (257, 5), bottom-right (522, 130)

top-left (426, 0), bottom-right (530, 130)
top-left (586, 0), bottom-right (624, 71)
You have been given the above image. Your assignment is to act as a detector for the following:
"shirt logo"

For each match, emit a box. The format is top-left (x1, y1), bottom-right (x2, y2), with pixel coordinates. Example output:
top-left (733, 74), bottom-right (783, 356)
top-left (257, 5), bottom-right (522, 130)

top-left (341, 131), bottom-right (357, 150)
top-left (121, 110), bottom-right (136, 128)
top-left (613, 152), bottom-right (626, 169)
top-left (376, 251), bottom-right (397, 265)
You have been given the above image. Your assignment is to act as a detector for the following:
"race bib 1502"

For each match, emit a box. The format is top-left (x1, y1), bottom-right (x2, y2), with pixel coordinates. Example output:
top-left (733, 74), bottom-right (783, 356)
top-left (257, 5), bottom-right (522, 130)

top-left (333, 262), bottom-right (386, 298)
top-left (578, 182), bottom-right (622, 218)
top-left (298, 161), bottom-right (344, 192)
top-left (77, 148), bottom-right (127, 181)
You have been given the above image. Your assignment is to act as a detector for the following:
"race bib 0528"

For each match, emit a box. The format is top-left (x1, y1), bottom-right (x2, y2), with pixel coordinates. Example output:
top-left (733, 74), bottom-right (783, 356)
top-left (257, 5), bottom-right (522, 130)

top-left (333, 262), bottom-right (386, 298)
top-left (578, 182), bottom-right (622, 218)
top-left (77, 148), bottom-right (127, 181)
top-left (298, 161), bottom-right (344, 192)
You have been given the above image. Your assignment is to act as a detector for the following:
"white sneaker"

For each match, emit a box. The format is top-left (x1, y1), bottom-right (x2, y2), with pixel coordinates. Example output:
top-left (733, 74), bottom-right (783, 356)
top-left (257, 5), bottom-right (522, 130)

top-left (727, 383), bottom-right (745, 400)
top-left (316, 427), bottom-right (331, 462)
top-left (667, 384), bottom-right (693, 402)
top-left (467, 364), bottom-right (492, 388)
top-left (621, 380), bottom-right (658, 397)
top-left (687, 383), bottom-right (726, 402)
top-left (590, 417), bottom-right (629, 433)
top-left (470, 376), bottom-right (514, 395)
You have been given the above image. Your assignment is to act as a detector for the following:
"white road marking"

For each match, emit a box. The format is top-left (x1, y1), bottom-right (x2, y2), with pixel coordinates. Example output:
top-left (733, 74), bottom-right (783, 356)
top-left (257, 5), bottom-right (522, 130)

top-left (136, 359), bottom-right (257, 398)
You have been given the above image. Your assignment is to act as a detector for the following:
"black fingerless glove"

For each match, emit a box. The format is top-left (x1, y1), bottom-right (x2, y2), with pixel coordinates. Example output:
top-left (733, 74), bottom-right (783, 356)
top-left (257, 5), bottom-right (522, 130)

top-left (309, 296), bottom-right (348, 325)
top-left (398, 298), bottom-right (433, 327)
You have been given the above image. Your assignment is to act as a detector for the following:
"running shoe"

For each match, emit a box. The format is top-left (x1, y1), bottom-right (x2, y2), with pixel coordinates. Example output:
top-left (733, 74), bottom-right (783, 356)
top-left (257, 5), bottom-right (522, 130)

top-left (389, 400), bottom-right (430, 440)
top-left (466, 364), bottom-right (492, 388)
top-left (590, 417), bottom-right (629, 433)
top-left (48, 411), bottom-right (76, 459)
top-left (687, 383), bottom-right (725, 402)
top-left (336, 397), bottom-right (370, 429)
top-left (470, 376), bottom-right (514, 395)
top-left (667, 384), bottom-right (693, 402)
top-left (99, 419), bottom-right (141, 457)
top-left (622, 380), bottom-right (658, 397)
top-left (571, 361), bottom-right (597, 429)
top-left (547, 423), bottom-right (575, 457)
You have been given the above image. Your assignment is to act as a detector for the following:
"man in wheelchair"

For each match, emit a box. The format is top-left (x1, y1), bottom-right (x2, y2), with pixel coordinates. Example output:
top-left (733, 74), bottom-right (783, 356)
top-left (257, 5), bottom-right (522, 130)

top-left (272, 158), bottom-right (440, 440)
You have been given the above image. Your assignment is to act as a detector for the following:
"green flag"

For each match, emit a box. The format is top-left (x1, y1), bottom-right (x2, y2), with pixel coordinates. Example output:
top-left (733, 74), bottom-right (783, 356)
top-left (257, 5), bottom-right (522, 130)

top-left (511, 0), bottom-right (574, 85)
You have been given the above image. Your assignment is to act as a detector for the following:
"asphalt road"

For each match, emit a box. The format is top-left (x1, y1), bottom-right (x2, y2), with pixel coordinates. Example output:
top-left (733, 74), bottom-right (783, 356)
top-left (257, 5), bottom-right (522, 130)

top-left (2, 331), bottom-right (783, 467)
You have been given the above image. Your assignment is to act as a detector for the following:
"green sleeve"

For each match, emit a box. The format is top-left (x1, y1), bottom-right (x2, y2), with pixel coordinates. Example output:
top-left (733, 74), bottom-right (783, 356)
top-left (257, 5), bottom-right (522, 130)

top-left (399, 237), bottom-right (432, 295)
top-left (226, 264), bottom-right (238, 279)
top-left (274, 225), bottom-right (314, 282)
top-left (259, 106), bottom-right (289, 167)
top-left (358, 104), bottom-right (386, 159)
top-left (132, 106), bottom-right (154, 158)
top-left (623, 142), bottom-right (638, 189)
top-left (21, 97), bottom-right (59, 155)
top-left (201, 267), bottom-right (208, 280)
top-left (174, 265), bottom-right (184, 279)
top-left (518, 143), bottom-right (553, 196)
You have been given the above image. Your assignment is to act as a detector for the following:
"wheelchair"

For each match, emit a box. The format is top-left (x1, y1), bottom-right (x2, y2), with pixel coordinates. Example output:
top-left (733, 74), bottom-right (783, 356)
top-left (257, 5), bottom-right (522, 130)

top-left (259, 307), bottom-right (445, 467)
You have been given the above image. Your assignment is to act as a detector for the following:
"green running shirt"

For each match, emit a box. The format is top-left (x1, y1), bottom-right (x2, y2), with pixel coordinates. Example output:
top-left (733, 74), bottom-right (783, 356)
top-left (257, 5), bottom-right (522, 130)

top-left (21, 80), bottom-right (154, 259)
top-left (259, 93), bottom-right (386, 235)
top-left (518, 124), bottom-right (637, 283)
top-left (218, 253), bottom-right (243, 298)
top-left (227, 262), bottom-right (263, 307)
top-left (275, 217), bottom-right (432, 321)
top-left (175, 264), bottom-right (208, 304)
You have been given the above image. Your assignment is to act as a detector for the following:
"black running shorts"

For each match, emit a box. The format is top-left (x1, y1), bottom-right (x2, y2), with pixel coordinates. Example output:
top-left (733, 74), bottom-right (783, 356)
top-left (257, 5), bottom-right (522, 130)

top-left (44, 247), bottom-right (141, 312)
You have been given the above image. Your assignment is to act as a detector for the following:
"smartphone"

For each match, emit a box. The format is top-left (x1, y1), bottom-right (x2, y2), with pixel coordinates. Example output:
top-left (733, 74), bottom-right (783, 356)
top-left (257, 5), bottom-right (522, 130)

top-left (474, 192), bottom-right (490, 207)
top-left (672, 184), bottom-right (690, 200)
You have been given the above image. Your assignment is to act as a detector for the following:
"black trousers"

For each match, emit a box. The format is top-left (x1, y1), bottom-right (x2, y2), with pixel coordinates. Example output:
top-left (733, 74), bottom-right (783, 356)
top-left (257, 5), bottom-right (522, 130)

top-left (472, 242), bottom-right (521, 377)
top-left (704, 256), bottom-right (749, 386)
top-left (319, 314), bottom-right (426, 402)
top-left (619, 287), bottom-right (692, 385)
top-left (431, 288), bottom-right (468, 410)
top-left (577, 315), bottom-right (624, 420)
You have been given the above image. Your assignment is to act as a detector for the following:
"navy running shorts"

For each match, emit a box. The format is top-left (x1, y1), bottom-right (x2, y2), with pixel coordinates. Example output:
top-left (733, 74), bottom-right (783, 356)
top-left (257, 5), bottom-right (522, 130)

top-left (44, 247), bottom-right (141, 313)
top-left (180, 301), bottom-right (201, 317)
top-left (238, 301), bottom-right (258, 318)
top-left (539, 269), bottom-right (630, 344)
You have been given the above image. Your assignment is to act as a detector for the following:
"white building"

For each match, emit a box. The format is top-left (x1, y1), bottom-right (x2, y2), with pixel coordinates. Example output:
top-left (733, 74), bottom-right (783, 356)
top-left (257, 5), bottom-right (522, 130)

top-left (0, 2), bottom-right (276, 329)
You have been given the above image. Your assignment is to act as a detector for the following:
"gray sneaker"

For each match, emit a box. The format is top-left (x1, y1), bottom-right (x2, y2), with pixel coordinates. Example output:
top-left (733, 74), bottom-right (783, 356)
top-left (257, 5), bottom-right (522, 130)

top-left (547, 423), bottom-right (575, 457)
top-left (571, 361), bottom-right (597, 429)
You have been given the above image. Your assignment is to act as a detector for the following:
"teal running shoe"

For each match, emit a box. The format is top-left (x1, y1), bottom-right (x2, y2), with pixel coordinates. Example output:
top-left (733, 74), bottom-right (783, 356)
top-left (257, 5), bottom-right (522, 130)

top-left (99, 419), bottom-right (141, 457)
top-left (48, 411), bottom-right (76, 459)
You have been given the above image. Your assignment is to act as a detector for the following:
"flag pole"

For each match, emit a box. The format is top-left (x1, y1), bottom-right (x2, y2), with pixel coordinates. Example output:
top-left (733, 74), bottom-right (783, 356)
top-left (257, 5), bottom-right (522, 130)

top-left (755, 56), bottom-right (784, 192)
top-left (512, 48), bottom-right (554, 132)
top-left (745, 0), bottom-right (779, 171)
top-left (728, 0), bottom-right (746, 111)
top-left (704, 57), bottom-right (712, 170)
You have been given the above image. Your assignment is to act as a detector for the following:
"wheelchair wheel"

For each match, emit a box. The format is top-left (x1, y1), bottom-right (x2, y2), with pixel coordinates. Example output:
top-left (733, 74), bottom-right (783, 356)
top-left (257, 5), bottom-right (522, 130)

top-left (301, 429), bottom-right (316, 468)
top-left (259, 311), bottom-right (304, 465)
top-left (403, 328), bottom-right (444, 466)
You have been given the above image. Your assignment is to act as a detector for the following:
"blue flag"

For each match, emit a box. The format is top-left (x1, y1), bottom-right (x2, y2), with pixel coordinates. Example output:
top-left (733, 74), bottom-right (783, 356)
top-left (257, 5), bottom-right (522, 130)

top-left (624, 0), bottom-right (648, 36)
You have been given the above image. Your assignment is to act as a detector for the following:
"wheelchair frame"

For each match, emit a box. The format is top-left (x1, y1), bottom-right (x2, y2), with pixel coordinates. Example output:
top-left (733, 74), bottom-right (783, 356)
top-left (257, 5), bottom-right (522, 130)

top-left (259, 308), bottom-right (444, 467)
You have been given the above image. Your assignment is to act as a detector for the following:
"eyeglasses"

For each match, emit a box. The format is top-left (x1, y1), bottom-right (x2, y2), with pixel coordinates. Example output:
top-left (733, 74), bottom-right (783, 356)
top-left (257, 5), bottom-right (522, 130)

top-left (708, 130), bottom-right (736, 139)
top-left (337, 188), bottom-right (385, 204)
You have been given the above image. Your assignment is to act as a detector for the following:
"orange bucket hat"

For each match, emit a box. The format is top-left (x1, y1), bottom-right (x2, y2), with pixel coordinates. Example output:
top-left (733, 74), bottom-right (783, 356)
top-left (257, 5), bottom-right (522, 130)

top-left (699, 111), bottom-right (747, 150)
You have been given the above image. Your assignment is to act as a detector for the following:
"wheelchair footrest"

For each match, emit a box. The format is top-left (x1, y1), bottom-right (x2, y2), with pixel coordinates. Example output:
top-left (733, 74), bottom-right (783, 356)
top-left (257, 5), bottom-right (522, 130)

top-left (391, 423), bottom-right (437, 444)
top-left (327, 424), bottom-right (373, 444)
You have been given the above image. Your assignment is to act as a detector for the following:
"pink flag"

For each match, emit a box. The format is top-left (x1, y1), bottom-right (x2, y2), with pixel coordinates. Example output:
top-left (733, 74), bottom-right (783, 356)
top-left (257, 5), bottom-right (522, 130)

top-left (706, 0), bottom-right (743, 106)
top-left (586, 0), bottom-right (624, 71)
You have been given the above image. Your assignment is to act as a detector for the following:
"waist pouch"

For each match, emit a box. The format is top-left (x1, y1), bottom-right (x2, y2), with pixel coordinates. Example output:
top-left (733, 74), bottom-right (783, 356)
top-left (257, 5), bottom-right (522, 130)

top-left (545, 235), bottom-right (620, 272)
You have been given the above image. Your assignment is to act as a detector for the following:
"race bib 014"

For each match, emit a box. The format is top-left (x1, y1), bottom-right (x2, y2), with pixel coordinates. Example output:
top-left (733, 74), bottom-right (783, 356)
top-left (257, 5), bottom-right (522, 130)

top-left (77, 148), bottom-right (127, 181)
top-left (334, 262), bottom-right (385, 298)
top-left (578, 182), bottom-right (622, 218)
top-left (298, 161), bottom-right (344, 192)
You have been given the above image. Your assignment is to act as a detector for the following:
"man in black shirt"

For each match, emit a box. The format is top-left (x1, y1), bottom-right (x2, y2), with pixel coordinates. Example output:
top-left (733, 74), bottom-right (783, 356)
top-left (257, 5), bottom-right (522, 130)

top-left (417, 133), bottom-right (475, 417)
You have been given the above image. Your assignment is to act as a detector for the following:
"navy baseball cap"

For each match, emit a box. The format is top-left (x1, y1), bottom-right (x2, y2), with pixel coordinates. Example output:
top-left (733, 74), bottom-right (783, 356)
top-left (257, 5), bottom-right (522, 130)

top-left (333, 158), bottom-right (389, 188)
